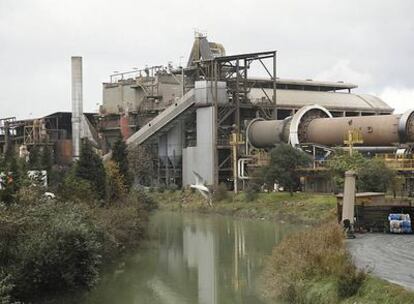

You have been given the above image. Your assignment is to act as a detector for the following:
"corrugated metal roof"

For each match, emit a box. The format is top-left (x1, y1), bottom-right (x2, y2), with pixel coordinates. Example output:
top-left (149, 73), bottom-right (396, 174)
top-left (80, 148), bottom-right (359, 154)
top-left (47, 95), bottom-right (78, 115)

top-left (249, 89), bottom-right (393, 112)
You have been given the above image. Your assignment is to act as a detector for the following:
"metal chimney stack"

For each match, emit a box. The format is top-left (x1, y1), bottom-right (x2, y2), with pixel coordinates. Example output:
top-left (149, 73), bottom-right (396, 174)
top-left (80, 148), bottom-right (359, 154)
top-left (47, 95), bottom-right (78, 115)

top-left (71, 56), bottom-right (83, 160)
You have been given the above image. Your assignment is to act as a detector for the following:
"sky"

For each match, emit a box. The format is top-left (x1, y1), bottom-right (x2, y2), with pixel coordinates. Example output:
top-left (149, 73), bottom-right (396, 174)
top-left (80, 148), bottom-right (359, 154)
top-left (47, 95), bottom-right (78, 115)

top-left (0, 0), bottom-right (413, 119)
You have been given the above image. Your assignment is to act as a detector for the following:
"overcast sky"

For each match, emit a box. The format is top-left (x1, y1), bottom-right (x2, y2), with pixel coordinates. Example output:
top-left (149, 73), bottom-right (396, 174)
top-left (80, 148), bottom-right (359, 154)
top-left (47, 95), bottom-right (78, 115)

top-left (1, 0), bottom-right (413, 119)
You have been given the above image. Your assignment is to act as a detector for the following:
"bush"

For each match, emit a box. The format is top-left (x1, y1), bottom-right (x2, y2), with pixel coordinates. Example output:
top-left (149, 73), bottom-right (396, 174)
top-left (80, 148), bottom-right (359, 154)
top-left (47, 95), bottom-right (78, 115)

top-left (262, 222), bottom-right (366, 302)
top-left (0, 271), bottom-right (14, 304)
top-left (59, 174), bottom-right (97, 204)
top-left (337, 263), bottom-right (366, 298)
top-left (213, 183), bottom-right (229, 202)
top-left (127, 190), bottom-right (158, 212)
top-left (105, 161), bottom-right (127, 203)
top-left (92, 193), bottom-right (150, 256)
top-left (0, 202), bottom-right (102, 301)
top-left (244, 182), bottom-right (260, 202)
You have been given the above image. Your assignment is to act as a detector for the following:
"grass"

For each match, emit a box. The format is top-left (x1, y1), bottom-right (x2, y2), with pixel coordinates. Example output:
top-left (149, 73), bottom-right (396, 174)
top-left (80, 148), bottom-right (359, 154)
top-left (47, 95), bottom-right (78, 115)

top-left (150, 190), bottom-right (337, 224)
top-left (261, 221), bottom-right (414, 303)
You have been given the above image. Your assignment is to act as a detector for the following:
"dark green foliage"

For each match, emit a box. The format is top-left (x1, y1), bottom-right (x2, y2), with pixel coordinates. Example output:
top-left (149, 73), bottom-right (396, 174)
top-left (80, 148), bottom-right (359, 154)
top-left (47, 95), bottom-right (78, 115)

top-left (327, 150), bottom-right (366, 191)
top-left (245, 184), bottom-right (259, 201)
top-left (41, 146), bottom-right (53, 174)
top-left (0, 146), bottom-right (26, 204)
top-left (359, 158), bottom-right (395, 192)
top-left (128, 145), bottom-right (154, 186)
top-left (59, 173), bottom-right (97, 203)
top-left (28, 145), bottom-right (41, 170)
top-left (0, 202), bottom-right (102, 301)
top-left (0, 191), bottom-right (151, 302)
top-left (337, 264), bottom-right (366, 299)
top-left (75, 140), bottom-right (106, 199)
top-left (112, 139), bottom-right (131, 189)
top-left (263, 144), bottom-right (311, 195)
top-left (0, 271), bottom-right (15, 304)
top-left (213, 183), bottom-right (229, 202)
top-left (158, 184), bottom-right (166, 193)
top-left (328, 151), bottom-right (396, 193)
top-left (127, 189), bottom-right (158, 212)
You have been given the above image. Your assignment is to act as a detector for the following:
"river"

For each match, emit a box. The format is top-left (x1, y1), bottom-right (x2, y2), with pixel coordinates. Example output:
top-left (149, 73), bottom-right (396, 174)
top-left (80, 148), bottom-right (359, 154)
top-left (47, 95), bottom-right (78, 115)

top-left (79, 211), bottom-right (300, 304)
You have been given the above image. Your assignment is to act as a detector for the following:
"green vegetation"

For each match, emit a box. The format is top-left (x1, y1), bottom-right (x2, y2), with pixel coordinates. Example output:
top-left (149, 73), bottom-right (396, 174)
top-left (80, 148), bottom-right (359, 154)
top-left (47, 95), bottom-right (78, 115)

top-left (75, 139), bottom-right (106, 199)
top-left (152, 190), bottom-right (336, 224)
top-left (111, 139), bottom-right (131, 189)
top-left (327, 150), bottom-right (397, 193)
top-left (261, 222), bottom-right (414, 304)
top-left (262, 144), bottom-right (312, 195)
top-left (0, 139), bottom-right (157, 303)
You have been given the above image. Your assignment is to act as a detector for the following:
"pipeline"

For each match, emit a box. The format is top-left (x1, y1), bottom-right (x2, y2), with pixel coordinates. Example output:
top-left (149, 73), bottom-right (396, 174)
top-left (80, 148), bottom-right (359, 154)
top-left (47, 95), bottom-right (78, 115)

top-left (247, 105), bottom-right (414, 149)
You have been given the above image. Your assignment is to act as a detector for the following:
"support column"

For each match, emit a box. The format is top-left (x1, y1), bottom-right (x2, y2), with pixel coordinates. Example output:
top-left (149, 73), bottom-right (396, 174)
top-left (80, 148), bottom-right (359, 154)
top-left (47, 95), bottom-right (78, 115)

top-left (342, 170), bottom-right (356, 224)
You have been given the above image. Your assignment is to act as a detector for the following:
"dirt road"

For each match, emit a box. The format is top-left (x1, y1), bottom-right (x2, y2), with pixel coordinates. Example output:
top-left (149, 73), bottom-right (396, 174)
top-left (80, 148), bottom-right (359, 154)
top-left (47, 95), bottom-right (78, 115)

top-left (347, 234), bottom-right (414, 290)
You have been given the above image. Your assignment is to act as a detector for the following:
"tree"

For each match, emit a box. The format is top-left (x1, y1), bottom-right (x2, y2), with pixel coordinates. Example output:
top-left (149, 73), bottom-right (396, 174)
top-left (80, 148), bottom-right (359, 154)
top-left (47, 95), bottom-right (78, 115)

top-left (128, 145), bottom-right (154, 186)
top-left (358, 158), bottom-right (395, 193)
top-left (105, 161), bottom-right (127, 203)
top-left (112, 139), bottom-right (130, 189)
top-left (328, 151), bottom-right (398, 193)
top-left (327, 150), bottom-right (366, 192)
top-left (262, 144), bottom-right (311, 195)
top-left (75, 139), bottom-right (106, 199)
top-left (28, 145), bottom-right (41, 170)
top-left (41, 146), bottom-right (53, 173)
top-left (0, 143), bottom-right (27, 204)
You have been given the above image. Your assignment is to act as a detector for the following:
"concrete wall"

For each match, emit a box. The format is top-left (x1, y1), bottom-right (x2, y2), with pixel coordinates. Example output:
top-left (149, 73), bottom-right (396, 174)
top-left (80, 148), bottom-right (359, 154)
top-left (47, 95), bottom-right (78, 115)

top-left (182, 106), bottom-right (215, 186)
top-left (194, 81), bottom-right (228, 105)
top-left (103, 83), bottom-right (142, 113)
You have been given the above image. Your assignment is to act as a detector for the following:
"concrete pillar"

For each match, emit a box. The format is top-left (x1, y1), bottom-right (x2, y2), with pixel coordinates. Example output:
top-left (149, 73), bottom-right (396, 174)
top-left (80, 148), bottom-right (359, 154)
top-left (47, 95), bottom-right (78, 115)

top-left (342, 170), bottom-right (356, 223)
top-left (71, 56), bottom-right (83, 160)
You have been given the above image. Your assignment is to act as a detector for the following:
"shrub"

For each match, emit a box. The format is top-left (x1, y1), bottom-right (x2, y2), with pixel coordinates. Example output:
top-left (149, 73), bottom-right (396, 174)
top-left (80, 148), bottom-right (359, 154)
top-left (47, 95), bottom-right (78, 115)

top-left (244, 181), bottom-right (260, 202)
top-left (105, 161), bottom-right (127, 203)
top-left (337, 263), bottom-right (366, 298)
top-left (213, 183), bottom-right (229, 202)
top-left (92, 195), bottom-right (149, 256)
top-left (158, 185), bottom-right (166, 193)
top-left (0, 202), bottom-right (102, 301)
top-left (0, 271), bottom-right (14, 304)
top-left (262, 222), bottom-right (366, 302)
top-left (75, 139), bottom-right (106, 199)
top-left (127, 189), bottom-right (158, 212)
top-left (59, 174), bottom-right (97, 204)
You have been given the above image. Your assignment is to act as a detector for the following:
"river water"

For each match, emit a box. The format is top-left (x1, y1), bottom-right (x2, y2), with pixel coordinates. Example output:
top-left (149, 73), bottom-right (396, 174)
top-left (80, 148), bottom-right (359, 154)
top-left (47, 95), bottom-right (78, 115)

top-left (80, 211), bottom-right (299, 304)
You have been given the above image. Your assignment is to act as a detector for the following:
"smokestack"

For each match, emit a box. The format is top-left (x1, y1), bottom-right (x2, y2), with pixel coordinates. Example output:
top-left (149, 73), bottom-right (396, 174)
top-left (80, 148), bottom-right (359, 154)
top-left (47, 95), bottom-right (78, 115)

top-left (71, 56), bottom-right (83, 160)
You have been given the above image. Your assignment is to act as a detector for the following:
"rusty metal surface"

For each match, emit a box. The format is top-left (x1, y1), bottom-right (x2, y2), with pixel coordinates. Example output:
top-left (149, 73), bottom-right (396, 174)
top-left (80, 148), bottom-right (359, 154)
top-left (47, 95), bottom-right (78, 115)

top-left (246, 118), bottom-right (287, 148)
top-left (306, 114), bottom-right (401, 146)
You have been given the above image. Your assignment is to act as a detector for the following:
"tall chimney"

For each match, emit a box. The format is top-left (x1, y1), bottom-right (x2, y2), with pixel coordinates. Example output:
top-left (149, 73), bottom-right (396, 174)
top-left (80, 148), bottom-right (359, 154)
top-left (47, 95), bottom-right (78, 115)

top-left (71, 56), bottom-right (83, 160)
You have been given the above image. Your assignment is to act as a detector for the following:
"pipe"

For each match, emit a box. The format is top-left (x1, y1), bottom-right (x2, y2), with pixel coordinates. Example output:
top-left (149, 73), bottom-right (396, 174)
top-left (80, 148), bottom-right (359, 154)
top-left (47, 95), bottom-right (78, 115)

top-left (71, 56), bottom-right (83, 160)
top-left (247, 105), bottom-right (414, 149)
top-left (306, 114), bottom-right (401, 146)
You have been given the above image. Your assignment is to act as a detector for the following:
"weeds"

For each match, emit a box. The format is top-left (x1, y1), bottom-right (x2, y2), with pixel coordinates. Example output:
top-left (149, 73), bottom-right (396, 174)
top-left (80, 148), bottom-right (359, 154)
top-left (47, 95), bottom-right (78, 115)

top-left (262, 222), bottom-right (364, 303)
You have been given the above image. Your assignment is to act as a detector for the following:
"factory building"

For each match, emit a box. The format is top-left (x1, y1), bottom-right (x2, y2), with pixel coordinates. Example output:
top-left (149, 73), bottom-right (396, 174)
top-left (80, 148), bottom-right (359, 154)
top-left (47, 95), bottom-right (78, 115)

top-left (97, 34), bottom-right (412, 192)
top-left (1, 34), bottom-right (412, 194)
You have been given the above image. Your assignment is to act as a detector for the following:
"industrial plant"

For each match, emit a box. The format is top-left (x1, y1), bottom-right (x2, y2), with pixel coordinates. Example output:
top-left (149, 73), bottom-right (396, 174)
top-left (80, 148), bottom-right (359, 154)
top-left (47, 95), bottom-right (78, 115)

top-left (1, 34), bottom-right (413, 195)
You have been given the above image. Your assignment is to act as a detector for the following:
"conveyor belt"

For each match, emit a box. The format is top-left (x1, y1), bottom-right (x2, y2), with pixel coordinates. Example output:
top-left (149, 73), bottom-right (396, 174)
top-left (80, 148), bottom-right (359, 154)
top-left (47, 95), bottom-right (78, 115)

top-left (126, 89), bottom-right (195, 147)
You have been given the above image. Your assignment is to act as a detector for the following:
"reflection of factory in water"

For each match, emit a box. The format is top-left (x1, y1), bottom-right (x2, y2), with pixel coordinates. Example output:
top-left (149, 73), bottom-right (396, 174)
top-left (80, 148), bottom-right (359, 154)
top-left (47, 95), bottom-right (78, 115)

top-left (148, 213), bottom-right (291, 303)
top-left (1, 34), bottom-right (413, 193)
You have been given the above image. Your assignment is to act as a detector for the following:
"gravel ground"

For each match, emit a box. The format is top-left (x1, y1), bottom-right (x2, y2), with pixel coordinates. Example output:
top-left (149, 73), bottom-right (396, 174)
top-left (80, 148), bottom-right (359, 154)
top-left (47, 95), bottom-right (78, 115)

top-left (347, 234), bottom-right (414, 290)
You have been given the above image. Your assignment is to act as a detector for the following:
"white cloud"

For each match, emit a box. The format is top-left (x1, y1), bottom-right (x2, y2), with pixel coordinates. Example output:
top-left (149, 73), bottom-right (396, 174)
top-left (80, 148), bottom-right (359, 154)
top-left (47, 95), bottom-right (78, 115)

top-left (379, 88), bottom-right (414, 114)
top-left (315, 60), bottom-right (372, 86)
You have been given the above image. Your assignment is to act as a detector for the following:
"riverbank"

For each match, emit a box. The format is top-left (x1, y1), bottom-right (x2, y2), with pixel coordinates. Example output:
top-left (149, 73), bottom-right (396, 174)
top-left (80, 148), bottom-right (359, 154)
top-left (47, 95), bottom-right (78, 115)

top-left (153, 190), bottom-right (414, 303)
top-left (262, 221), bottom-right (414, 304)
top-left (151, 190), bottom-right (337, 224)
top-left (0, 190), bottom-right (155, 304)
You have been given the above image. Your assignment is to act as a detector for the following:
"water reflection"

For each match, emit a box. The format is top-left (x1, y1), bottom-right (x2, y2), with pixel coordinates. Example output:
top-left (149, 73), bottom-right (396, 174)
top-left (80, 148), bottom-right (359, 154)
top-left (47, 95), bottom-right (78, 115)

top-left (81, 212), bottom-right (297, 304)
